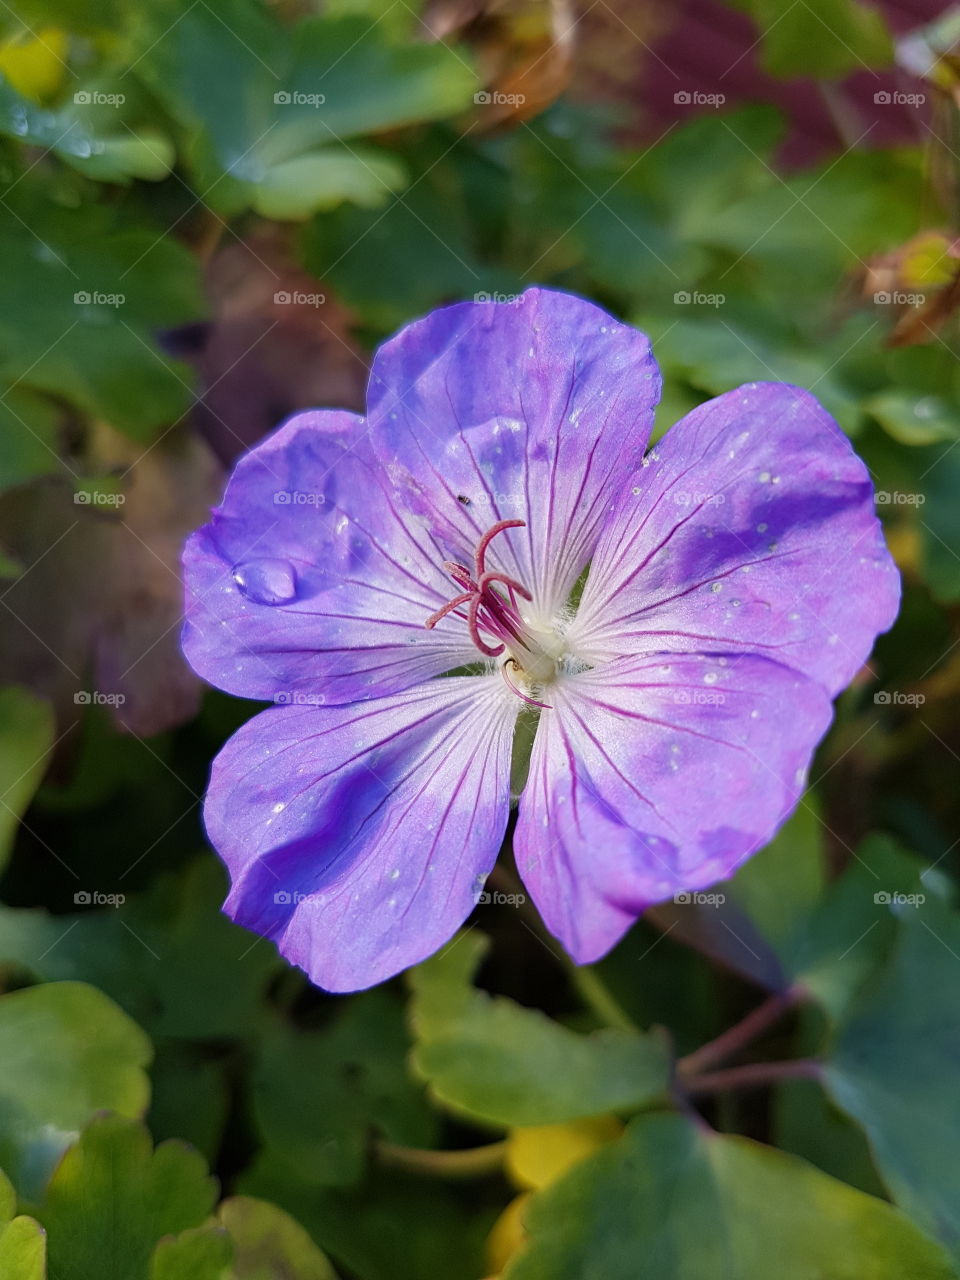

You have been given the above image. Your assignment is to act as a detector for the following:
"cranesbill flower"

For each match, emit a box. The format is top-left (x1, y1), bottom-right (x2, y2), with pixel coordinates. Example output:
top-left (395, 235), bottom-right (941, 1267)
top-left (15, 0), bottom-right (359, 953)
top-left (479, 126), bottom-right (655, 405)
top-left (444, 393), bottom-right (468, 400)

top-left (182, 288), bottom-right (899, 992)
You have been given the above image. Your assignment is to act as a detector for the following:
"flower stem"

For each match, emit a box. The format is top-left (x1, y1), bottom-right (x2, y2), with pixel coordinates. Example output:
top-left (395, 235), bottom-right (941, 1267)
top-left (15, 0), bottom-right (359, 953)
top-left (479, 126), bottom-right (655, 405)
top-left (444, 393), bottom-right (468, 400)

top-left (487, 863), bottom-right (639, 1033)
top-left (684, 1059), bottom-right (821, 1096)
top-left (567, 964), bottom-right (639, 1034)
top-left (373, 1139), bottom-right (507, 1180)
top-left (677, 986), bottom-right (802, 1078)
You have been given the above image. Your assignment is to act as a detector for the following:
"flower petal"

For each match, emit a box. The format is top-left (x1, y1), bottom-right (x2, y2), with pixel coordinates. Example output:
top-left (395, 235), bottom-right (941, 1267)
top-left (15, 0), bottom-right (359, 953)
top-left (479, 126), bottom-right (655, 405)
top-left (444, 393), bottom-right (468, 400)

top-left (568, 383), bottom-right (899, 696)
top-left (514, 653), bottom-right (832, 963)
top-left (205, 676), bottom-right (517, 992)
top-left (182, 411), bottom-right (478, 704)
top-left (365, 288), bottom-right (661, 619)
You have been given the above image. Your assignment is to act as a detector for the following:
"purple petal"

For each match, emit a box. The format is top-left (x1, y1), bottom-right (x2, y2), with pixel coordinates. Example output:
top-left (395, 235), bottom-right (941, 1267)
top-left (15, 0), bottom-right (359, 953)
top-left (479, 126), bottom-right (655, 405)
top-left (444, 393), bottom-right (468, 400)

top-left (568, 383), bottom-right (900, 697)
top-left (365, 288), bottom-right (661, 618)
top-left (181, 411), bottom-right (478, 704)
top-left (514, 653), bottom-right (832, 963)
top-left (205, 676), bottom-right (517, 992)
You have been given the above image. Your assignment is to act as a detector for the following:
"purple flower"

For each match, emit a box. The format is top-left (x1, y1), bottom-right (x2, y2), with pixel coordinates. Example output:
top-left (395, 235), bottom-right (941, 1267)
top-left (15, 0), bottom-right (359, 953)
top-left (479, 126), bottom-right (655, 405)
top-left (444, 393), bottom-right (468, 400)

top-left (182, 288), bottom-right (899, 993)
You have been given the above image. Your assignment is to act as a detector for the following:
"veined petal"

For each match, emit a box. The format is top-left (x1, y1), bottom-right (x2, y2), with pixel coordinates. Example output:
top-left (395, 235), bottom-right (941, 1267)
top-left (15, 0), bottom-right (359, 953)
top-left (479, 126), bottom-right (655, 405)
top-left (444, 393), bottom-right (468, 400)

top-left (205, 676), bottom-right (517, 992)
top-left (181, 410), bottom-right (478, 705)
top-left (514, 653), bottom-right (832, 963)
top-left (568, 383), bottom-right (899, 697)
top-left (365, 288), bottom-right (661, 620)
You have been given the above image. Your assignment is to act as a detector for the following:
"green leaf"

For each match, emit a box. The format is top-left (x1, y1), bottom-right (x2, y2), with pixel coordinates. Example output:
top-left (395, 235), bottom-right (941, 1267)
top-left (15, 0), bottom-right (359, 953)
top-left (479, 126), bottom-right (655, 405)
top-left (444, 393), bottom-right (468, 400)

top-left (150, 1225), bottom-right (233, 1280)
top-left (867, 389), bottom-right (960, 447)
top-left (741, 0), bottom-right (893, 78)
top-left (304, 160), bottom-right (517, 331)
top-left (782, 834), bottom-right (931, 1021)
top-left (705, 150), bottom-right (919, 301)
top-left (39, 1114), bottom-right (218, 1280)
top-left (774, 1075), bottom-right (886, 1198)
top-left (240, 1164), bottom-right (490, 1280)
top-left (218, 1196), bottom-right (338, 1279)
top-left (249, 990), bottom-right (438, 1189)
top-left (0, 1169), bottom-right (45, 1280)
top-left (917, 447), bottom-right (960, 603)
top-left (824, 898), bottom-right (960, 1256)
top-left (725, 802), bottom-right (826, 948)
top-left (0, 1213), bottom-right (46, 1279)
top-left (0, 981), bottom-right (151, 1199)
top-left (252, 148), bottom-right (405, 219)
top-left (148, 1044), bottom-right (230, 1166)
top-left (8, 0), bottom-right (120, 35)
top-left (640, 310), bottom-right (867, 434)
top-left (409, 933), bottom-right (670, 1126)
top-left (129, 2), bottom-right (476, 218)
top-left (0, 857), bottom-right (280, 1041)
top-left (0, 685), bottom-right (54, 874)
top-left (0, 193), bottom-right (203, 437)
top-left (0, 390), bottom-right (63, 492)
top-left (504, 1112), bottom-right (954, 1279)
top-left (0, 78), bottom-right (175, 182)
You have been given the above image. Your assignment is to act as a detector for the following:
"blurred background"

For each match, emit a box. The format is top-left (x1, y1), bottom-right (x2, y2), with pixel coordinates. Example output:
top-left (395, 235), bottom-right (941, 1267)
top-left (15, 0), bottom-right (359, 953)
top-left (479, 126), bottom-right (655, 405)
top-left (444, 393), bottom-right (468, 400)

top-left (0, 1), bottom-right (959, 1277)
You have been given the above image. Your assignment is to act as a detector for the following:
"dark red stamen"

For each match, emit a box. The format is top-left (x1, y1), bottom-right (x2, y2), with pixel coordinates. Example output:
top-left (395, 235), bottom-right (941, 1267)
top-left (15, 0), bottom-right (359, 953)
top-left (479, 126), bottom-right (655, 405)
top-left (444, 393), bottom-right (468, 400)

top-left (425, 519), bottom-right (553, 707)
top-left (474, 519), bottom-right (525, 579)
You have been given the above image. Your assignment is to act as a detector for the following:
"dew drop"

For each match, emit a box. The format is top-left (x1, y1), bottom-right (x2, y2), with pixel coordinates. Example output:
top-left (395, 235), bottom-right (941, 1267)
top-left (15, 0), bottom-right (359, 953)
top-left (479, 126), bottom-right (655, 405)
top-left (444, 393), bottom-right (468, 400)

top-left (757, 522), bottom-right (768, 533)
top-left (758, 471), bottom-right (771, 483)
top-left (711, 582), bottom-right (722, 593)
top-left (232, 557), bottom-right (298, 605)
top-left (703, 671), bottom-right (718, 684)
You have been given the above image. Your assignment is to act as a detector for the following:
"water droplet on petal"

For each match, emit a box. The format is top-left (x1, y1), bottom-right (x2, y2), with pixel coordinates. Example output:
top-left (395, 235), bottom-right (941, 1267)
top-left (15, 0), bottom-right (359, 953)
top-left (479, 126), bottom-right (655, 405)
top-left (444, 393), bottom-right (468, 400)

top-left (711, 582), bottom-right (722, 593)
top-left (233, 557), bottom-right (298, 605)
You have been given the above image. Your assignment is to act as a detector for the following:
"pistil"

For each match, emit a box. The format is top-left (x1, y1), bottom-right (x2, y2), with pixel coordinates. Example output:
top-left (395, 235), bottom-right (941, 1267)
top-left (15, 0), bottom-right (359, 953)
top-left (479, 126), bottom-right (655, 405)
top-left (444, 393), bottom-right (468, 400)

top-left (425, 519), bottom-right (560, 704)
